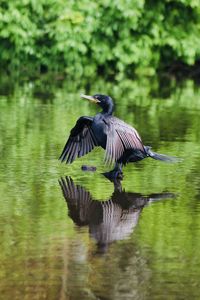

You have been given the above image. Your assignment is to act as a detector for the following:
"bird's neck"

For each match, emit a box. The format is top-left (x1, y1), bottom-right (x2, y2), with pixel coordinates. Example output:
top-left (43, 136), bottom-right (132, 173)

top-left (102, 104), bottom-right (114, 116)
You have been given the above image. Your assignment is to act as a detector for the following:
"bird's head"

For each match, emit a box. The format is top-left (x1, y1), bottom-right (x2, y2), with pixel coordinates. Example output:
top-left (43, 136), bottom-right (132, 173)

top-left (81, 94), bottom-right (114, 115)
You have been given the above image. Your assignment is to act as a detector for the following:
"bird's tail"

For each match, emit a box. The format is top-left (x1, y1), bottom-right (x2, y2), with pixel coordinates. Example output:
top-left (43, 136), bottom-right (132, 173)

top-left (145, 146), bottom-right (180, 163)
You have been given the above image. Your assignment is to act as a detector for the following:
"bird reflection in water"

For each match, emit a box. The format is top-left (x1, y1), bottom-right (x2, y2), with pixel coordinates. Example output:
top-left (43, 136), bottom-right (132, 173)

top-left (59, 177), bottom-right (174, 253)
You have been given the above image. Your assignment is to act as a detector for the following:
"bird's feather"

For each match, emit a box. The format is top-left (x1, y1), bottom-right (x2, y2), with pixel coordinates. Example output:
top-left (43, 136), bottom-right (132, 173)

top-left (104, 117), bottom-right (145, 164)
top-left (59, 116), bottom-right (98, 164)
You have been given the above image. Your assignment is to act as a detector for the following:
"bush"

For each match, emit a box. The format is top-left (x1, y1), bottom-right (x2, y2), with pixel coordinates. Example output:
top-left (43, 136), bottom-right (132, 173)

top-left (0, 0), bottom-right (200, 78)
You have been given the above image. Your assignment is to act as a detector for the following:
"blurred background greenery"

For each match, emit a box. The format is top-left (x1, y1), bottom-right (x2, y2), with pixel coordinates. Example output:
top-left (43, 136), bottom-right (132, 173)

top-left (0, 0), bottom-right (200, 79)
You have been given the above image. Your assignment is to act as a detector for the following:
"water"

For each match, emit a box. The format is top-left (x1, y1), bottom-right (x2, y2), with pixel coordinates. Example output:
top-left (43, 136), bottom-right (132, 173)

top-left (0, 77), bottom-right (200, 299)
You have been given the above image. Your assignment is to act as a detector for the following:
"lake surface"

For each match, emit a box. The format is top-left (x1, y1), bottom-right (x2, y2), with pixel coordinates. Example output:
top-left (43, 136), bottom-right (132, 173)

top-left (0, 77), bottom-right (200, 299)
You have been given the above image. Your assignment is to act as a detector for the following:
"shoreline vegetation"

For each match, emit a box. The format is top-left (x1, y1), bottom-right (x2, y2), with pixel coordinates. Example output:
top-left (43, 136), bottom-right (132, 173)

top-left (0, 1), bottom-right (200, 81)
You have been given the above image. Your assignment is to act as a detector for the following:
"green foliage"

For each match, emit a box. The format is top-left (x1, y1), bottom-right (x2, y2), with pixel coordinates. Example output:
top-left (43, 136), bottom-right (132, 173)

top-left (0, 0), bottom-right (200, 77)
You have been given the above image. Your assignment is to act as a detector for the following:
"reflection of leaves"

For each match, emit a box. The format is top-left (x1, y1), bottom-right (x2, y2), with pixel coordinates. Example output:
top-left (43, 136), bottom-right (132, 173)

top-left (1, 77), bottom-right (200, 182)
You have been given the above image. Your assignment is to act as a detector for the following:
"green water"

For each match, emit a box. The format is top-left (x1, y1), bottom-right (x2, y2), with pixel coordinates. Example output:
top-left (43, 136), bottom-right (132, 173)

top-left (0, 77), bottom-right (200, 299)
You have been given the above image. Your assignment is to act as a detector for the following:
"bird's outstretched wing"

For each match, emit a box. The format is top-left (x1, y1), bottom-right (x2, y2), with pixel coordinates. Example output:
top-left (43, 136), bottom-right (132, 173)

top-left (104, 117), bottom-right (145, 164)
top-left (59, 116), bottom-right (98, 164)
top-left (59, 177), bottom-right (94, 226)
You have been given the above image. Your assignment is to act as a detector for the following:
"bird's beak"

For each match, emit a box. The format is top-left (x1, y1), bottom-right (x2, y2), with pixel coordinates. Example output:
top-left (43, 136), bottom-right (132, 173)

top-left (80, 94), bottom-right (100, 104)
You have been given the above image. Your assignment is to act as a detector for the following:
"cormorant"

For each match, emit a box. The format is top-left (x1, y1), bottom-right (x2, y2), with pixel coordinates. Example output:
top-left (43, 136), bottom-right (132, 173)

top-left (59, 94), bottom-right (178, 178)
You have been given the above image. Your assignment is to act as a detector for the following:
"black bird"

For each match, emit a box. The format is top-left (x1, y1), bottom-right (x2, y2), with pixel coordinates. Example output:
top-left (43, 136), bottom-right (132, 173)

top-left (59, 94), bottom-right (178, 178)
top-left (59, 176), bottom-right (175, 253)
